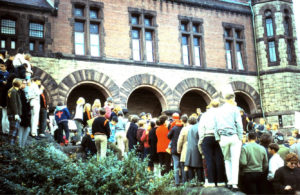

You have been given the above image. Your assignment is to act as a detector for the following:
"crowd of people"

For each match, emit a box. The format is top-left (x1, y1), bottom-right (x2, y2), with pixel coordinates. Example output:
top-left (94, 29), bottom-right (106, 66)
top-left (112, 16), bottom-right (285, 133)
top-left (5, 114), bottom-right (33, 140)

top-left (1, 49), bottom-right (300, 194)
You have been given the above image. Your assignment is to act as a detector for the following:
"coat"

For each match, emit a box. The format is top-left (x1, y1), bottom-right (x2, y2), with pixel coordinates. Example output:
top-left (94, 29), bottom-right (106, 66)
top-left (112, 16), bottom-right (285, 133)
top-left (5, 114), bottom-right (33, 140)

top-left (19, 89), bottom-right (31, 127)
top-left (184, 124), bottom-right (203, 167)
top-left (156, 124), bottom-right (170, 153)
top-left (167, 121), bottom-right (183, 155)
top-left (126, 122), bottom-right (138, 151)
top-left (148, 127), bottom-right (158, 163)
top-left (177, 125), bottom-right (190, 162)
top-left (273, 166), bottom-right (300, 194)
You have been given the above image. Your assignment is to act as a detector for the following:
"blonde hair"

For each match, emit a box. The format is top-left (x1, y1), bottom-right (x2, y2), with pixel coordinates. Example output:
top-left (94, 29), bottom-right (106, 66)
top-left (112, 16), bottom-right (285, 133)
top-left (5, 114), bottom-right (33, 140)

top-left (138, 119), bottom-right (146, 127)
top-left (92, 99), bottom-right (101, 109)
top-left (113, 105), bottom-right (122, 113)
top-left (25, 54), bottom-right (31, 61)
top-left (84, 103), bottom-right (91, 112)
top-left (76, 97), bottom-right (85, 105)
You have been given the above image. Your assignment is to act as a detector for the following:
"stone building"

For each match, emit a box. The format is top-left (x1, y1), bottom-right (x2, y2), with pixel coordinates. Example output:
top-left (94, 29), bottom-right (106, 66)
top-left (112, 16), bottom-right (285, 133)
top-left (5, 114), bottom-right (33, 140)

top-left (0, 0), bottom-right (299, 127)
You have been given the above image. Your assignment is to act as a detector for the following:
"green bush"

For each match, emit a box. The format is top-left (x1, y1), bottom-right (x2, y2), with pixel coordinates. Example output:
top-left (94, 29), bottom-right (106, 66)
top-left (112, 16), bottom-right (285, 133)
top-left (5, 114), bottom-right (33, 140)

top-left (0, 138), bottom-right (183, 194)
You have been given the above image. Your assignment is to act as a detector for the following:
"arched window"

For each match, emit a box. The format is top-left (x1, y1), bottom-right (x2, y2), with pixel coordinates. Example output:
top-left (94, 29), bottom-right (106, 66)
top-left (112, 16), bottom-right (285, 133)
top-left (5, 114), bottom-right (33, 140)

top-left (283, 9), bottom-right (296, 64)
top-left (264, 10), bottom-right (277, 64)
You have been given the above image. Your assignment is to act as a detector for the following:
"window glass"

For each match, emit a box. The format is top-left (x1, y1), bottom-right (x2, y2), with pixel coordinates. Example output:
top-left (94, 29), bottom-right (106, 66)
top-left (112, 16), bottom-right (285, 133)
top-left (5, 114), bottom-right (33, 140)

top-left (266, 18), bottom-right (274, 37)
top-left (194, 46), bottom-right (201, 66)
top-left (144, 18), bottom-right (151, 26)
top-left (29, 23), bottom-right (44, 38)
top-left (268, 41), bottom-right (276, 62)
top-left (146, 40), bottom-right (153, 62)
top-left (1, 40), bottom-right (5, 48)
top-left (11, 40), bottom-right (15, 49)
top-left (132, 29), bottom-right (139, 39)
top-left (193, 37), bottom-right (199, 46)
top-left (182, 35), bottom-right (189, 65)
top-left (182, 36), bottom-right (188, 45)
top-left (39, 43), bottom-right (44, 52)
top-left (192, 24), bottom-right (199, 33)
top-left (90, 24), bottom-right (99, 34)
top-left (287, 40), bottom-right (292, 62)
top-left (29, 42), bottom-right (34, 51)
top-left (226, 41), bottom-right (232, 69)
top-left (235, 30), bottom-right (241, 39)
top-left (90, 34), bottom-right (100, 56)
top-left (283, 17), bottom-right (290, 36)
top-left (75, 22), bottom-right (84, 32)
top-left (1, 19), bottom-right (16, 35)
top-left (145, 31), bottom-right (152, 40)
top-left (225, 29), bottom-right (231, 37)
top-left (181, 23), bottom-right (188, 31)
top-left (131, 16), bottom-right (139, 25)
top-left (265, 10), bottom-right (272, 17)
top-left (75, 32), bottom-right (84, 55)
top-left (90, 9), bottom-right (98, 19)
top-left (75, 7), bottom-right (84, 17)
top-left (132, 39), bottom-right (140, 61)
top-left (236, 43), bottom-right (244, 70)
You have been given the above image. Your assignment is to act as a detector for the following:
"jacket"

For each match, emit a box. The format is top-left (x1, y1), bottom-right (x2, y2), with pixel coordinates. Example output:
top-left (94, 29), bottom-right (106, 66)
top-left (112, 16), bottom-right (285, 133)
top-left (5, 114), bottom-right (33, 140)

top-left (54, 106), bottom-right (70, 124)
top-left (167, 121), bottom-right (183, 155)
top-left (19, 89), bottom-right (31, 127)
top-left (156, 124), bottom-right (170, 153)
top-left (126, 122), bottom-right (138, 151)
top-left (177, 125), bottom-right (190, 162)
top-left (7, 87), bottom-right (22, 116)
top-left (185, 124), bottom-right (203, 167)
top-left (273, 166), bottom-right (300, 194)
top-left (92, 116), bottom-right (110, 138)
top-left (148, 127), bottom-right (158, 163)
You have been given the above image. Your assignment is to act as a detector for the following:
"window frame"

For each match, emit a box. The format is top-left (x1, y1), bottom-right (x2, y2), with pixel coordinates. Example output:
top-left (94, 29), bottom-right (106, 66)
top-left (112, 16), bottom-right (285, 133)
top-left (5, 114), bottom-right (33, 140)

top-left (0, 17), bottom-right (17, 51)
top-left (282, 8), bottom-right (296, 65)
top-left (179, 16), bottom-right (205, 67)
top-left (72, 1), bottom-right (103, 57)
top-left (222, 22), bottom-right (247, 71)
top-left (129, 8), bottom-right (158, 63)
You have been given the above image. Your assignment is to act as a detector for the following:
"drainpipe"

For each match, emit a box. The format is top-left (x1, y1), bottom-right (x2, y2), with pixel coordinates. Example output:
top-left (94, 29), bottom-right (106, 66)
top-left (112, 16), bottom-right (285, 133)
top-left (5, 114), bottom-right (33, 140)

top-left (249, 0), bottom-right (266, 119)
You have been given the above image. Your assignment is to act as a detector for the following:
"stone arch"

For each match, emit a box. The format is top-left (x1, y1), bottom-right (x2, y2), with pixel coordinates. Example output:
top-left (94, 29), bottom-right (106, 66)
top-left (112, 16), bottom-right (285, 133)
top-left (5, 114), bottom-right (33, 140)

top-left (230, 81), bottom-right (262, 114)
top-left (120, 74), bottom-right (172, 111)
top-left (57, 69), bottom-right (119, 105)
top-left (173, 78), bottom-right (217, 110)
top-left (32, 66), bottom-right (59, 107)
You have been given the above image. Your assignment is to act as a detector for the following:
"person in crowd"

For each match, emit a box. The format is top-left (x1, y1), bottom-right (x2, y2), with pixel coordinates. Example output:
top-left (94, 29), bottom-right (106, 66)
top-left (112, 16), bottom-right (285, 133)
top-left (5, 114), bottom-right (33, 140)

top-left (273, 153), bottom-right (300, 194)
top-left (246, 117), bottom-right (255, 132)
top-left (215, 92), bottom-right (243, 191)
top-left (0, 50), bottom-right (7, 62)
top-left (156, 115), bottom-right (171, 176)
top-left (270, 123), bottom-right (279, 136)
top-left (7, 78), bottom-right (22, 145)
top-left (48, 107), bottom-right (57, 135)
top-left (110, 105), bottom-right (121, 121)
top-left (5, 53), bottom-right (15, 74)
top-left (82, 103), bottom-right (92, 128)
top-left (268, 143), bottom-right (284, 181)
top-left (18, 80), bottom-right (31, 147)
top-left (177, 114), bottom-right (190, 183)
top-left (13, 48), bottom-right (26, 67)
top-left (104, 97), bottom-right (113, 120)
top-left (81, 128), bottom-right (97, 157)
top-left (146, 113), bottom-right (152, 123)
top-left (168, 114), bottom-right (184, 186)
top-left (260, 132), bottom-right (273, 159)
top-left (240, 109), bottom-right (249, 134)
top-left (274, 133), bottom-right (290, 161)
top-left (126, 115), bottom-right (139, 151)
top-left (255, 118), bottom-right (267, 138)
top-left (148, 120), bottom-right (159, 172)
top-left (185, 115), bottom-right (204, 183)
top-left (38, 91), bottom-right (47, 138)
top-left (28, 77), bottom-right (43, 137)
top-left (92, 107), bottom-right (110, 161)
top-left (290, 135), bottom-right (300, 158)
top-left (92, 99), bottom-right (101, 118)
top-left (196, 108), bottom-right (202, 122)
top-left (54, 102), bottom-right (71, 146)
top-left (141, 120), bottom-right (151, 160)
top-left (108, 116), bottom-right (122, 160)
top-left (136, 119), bottom-right (146, 159)
top-left (73, 97), bottom-right (85, 139)
top-left (24, 54), bottom-right (33, 80)
top-left (198, 100), bottom-right (226, 187)
top-left (0, 60), bottom-right (10, 135)
top-left (287, 136), bottom-right (297, 148)
top-left (115, 111), bottom-right (127, 157)
top-left (239, 131), bottom-right (268, 194)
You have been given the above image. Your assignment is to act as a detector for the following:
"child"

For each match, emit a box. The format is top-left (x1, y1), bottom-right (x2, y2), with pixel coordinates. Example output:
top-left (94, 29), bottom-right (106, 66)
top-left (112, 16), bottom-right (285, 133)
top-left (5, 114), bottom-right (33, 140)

top-left (268, 143), bottom-right (284, 180)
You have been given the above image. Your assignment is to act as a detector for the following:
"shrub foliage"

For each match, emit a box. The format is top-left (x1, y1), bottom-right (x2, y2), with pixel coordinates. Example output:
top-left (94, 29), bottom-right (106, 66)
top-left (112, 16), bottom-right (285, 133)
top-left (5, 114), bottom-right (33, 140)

top-left (0, 139), bottom-right (180, 194)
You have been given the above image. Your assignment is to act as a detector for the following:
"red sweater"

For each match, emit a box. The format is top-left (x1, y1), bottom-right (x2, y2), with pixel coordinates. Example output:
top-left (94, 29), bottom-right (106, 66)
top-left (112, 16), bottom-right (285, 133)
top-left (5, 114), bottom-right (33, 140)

top-left (156, 125), bottom-right (170, 153)
top-left (141, 130), bottom-right (150, 148)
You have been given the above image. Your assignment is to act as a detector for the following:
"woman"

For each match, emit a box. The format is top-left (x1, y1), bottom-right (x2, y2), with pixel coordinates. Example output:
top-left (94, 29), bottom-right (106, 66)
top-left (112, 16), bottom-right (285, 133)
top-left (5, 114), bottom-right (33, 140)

top-left (141, 121), bottom-right (151, 160)
top-left (273, 153), bottom-right (300, 194)
top-left (83, 103), bottom-right (92, 127)
top-left (126, 115), bottom-right (139, 151)
top-left (73, 97), bottom-right (85, 138)
top-left (185, 115), bottom-right (204, 183)
top-left (148, 120), bottom-right (159, 172)
top-left (92, 99), bottom-right (101, 118)
top-left (156, 115), bottom-right (171, 176)
top-left (199, 101), bottom-right (226, 187)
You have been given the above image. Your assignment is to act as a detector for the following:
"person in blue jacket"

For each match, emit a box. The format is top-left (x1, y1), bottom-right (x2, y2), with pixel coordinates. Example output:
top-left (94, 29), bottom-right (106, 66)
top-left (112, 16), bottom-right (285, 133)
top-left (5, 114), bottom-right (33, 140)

top-left (54, 102), bottom-right (71, 146)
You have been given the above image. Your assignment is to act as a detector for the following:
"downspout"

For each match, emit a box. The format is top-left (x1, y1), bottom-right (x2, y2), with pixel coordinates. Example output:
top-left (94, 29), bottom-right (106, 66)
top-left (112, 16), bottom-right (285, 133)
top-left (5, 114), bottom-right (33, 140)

top-left (249, 0), bottom-right (265, 119)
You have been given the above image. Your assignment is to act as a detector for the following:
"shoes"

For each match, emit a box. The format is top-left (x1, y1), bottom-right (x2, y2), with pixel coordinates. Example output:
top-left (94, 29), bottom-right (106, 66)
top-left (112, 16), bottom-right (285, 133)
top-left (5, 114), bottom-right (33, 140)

top-left (39, 134), bottom-right (46, 138)
top-left (217, 182), bottom-right (226, 187)
top-left (204, 182), bottom-right (215, 187)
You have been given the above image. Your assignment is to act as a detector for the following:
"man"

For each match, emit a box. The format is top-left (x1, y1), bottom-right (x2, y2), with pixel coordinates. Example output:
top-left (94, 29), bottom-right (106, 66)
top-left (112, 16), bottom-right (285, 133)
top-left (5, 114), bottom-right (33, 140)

top-left (290, 136), bottom-right (300, 158)
top-left (38, 91), bottom-right (48, 138)
top-left (28, 77), bottom-right (44, 137)
top-left (0, 59), bottom-right (10, 135)
top-left (240, 131), bottom-right (268, 194)
top-left (268, 143), bottom-right (284, 181)
top-left (274, 133), bottom-right (289, 161)
top-left (215, 92), bottom-right (243, 191)
top-left (54, 102), bottom-right (71, 146)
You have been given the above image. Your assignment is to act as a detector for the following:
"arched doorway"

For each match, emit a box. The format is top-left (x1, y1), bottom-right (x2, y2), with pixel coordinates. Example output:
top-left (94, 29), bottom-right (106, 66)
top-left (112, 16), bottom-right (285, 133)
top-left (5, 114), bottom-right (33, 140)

top-left (235, 91), bottom-right (256, 115)
top-left (66, 82), bottom-right (110, 115)
top-left (127, 86), bottom-right (167, 117)
top-left (179, 89), bottom-right (211, 115)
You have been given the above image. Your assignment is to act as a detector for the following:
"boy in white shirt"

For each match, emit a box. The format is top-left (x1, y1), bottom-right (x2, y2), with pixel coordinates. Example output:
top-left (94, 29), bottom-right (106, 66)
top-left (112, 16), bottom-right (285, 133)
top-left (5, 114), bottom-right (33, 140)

top-left (268, 143), bottom-right (284, 180)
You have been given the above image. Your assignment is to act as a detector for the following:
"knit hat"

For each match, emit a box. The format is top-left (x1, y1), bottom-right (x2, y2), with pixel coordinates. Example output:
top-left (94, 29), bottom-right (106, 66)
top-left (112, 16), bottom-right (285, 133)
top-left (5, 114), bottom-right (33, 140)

top-left (274, 133), bottom-right (284, 144)
top-left (172, 112), bottom-right (180, 120)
